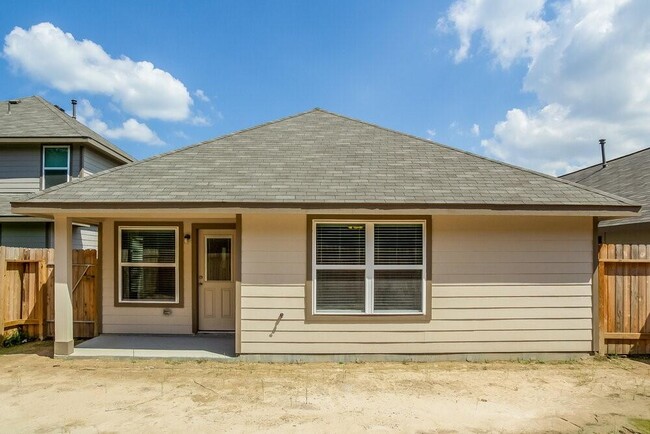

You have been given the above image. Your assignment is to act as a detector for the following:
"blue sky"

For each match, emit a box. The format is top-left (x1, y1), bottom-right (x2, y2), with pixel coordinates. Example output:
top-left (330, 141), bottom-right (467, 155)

top-left (1, 1), bottom-right (649, 174)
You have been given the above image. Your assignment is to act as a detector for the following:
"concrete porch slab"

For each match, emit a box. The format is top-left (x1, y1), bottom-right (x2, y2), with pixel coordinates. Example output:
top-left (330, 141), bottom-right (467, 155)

top-left (70, 334), bottom-right (236, 360)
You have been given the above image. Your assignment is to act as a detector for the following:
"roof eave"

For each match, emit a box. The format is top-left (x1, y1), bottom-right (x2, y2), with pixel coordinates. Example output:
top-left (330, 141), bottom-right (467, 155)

top-left (10, 201), bottom-right (641, 217)
top-left (0, 136), bottom-right (133, 163)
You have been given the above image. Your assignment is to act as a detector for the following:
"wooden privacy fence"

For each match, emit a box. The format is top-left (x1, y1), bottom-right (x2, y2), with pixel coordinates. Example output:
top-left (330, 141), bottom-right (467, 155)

top-left (0, 247), bottom-right (99, 340)
top-left (598, 244), bottom-right (650, 355)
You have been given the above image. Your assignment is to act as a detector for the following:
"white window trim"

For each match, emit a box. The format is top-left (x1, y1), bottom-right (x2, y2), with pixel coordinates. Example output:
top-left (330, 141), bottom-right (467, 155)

top-left (312, 220), bottom-right (426, 315)
top-left (118, 226), bottom-right (180, 304)
top-left (42, 145), bottom-right (71, 189)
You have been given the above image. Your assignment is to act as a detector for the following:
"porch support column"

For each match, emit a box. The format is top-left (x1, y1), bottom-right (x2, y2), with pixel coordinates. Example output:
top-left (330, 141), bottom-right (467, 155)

top-left (54, 215), bottom-right (74, 356)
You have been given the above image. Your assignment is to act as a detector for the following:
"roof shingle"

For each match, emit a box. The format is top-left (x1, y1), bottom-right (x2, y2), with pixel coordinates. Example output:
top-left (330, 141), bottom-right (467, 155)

top-left (0, 96), bottom-right (133, 162)
top-left (14, 109), bottom-right (638, 211)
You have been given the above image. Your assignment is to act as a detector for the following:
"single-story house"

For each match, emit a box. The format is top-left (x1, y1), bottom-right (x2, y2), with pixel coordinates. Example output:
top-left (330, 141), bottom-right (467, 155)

top-left (12, 109), bottom-right (640, 358)
top-left (561, 147), bottom-right (650, 244)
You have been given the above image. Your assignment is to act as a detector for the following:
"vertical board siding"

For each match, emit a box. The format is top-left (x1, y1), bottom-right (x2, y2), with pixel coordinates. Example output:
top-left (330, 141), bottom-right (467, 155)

top-left (239, 215), bottom-right (594, 354)
top-left (599, 244), bottom-right (650, 354)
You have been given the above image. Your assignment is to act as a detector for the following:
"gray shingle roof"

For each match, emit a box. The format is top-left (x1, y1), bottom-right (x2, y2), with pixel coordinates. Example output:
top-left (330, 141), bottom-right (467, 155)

top-left (13, 109), bottom-right (639, 211)
top-left (0, 96), bottom-right (133, 163)
top-left (562, 147), bottom-right (650, 226)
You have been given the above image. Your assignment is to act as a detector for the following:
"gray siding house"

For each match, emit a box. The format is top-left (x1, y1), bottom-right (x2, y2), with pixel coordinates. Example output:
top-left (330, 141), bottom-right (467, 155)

top-left (13, 109), bottom-right (640, 358)
top-left (562, 147), bottom-right (650, 244)
top-left (0, 96), bottom-right (133, 248)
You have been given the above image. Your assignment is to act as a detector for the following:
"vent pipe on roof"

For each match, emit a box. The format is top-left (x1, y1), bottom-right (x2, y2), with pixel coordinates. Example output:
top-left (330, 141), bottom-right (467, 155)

top-left (599, 138), bottom-right (607, 168)
top-left (7, 100), bottom-right (19, 114)
top-left (71, 99), bottom-right (77, 119)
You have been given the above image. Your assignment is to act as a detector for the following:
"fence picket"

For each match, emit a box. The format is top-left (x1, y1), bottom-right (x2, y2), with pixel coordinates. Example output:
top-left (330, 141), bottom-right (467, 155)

top-left (0, 246), bottom-right (97, 340)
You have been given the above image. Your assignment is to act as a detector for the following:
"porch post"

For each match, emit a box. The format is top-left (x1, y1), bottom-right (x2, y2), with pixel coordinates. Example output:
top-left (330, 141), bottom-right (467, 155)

top-left (54, 215), bottom-right (74, 356)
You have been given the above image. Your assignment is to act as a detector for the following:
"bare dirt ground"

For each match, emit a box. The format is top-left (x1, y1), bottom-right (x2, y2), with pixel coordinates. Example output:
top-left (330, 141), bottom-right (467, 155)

top-left (0, 342), bottom-right (649, 433)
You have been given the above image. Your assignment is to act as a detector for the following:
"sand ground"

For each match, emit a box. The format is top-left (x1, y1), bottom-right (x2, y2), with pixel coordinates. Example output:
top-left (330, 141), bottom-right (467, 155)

top-left (0, 343), bottom-right (649, 433)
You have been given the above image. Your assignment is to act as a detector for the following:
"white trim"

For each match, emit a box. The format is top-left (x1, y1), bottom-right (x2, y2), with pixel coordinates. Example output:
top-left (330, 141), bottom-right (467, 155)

top-left (312, 219), bottom-right (426, 315)
top-left (42, 145), bottom-right (71, 190)
top-left (117, 225), bottom-right (180, 304)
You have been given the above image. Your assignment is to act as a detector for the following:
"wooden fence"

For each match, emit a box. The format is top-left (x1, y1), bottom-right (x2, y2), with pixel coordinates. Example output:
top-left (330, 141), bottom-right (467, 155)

top-left (0, 247), bottom-right (98, 340)
top-left (598, 244), bottom-right (650, 355)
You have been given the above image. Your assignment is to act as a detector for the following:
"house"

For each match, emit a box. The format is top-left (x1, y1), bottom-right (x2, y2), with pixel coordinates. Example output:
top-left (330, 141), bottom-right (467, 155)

top-left (562, 147), bottom-right (650, 244)
top-left (12, 109), bottom-right (640, 358)
top-left (0, 96), bottom-right (133, 249)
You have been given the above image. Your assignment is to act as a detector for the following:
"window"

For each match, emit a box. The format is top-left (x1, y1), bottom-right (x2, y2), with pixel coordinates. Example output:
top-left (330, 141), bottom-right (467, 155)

top-left (118, 226), bottom-right (179, 303)
top-left (42, 146), bottom-right (70, 189)
top-left (313, 221), bottom-right (425, 314)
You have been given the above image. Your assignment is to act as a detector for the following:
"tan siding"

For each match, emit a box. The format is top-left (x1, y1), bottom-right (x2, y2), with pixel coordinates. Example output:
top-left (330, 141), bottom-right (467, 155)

top-left (240, 214), bottom-right (594, 355)
top-left (101, 216), bottom-right (235, 334)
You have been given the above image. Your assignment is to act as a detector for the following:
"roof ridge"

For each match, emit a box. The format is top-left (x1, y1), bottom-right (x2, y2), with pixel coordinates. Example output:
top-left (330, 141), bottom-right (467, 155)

top-left (33, 96), bottom-right (81, 136)
top-left (20, 107), bottom-right (321, 202)
top-left (561, 145), bottom-right (650, 178)
top-left (313, 108), bottom-right (638, 207)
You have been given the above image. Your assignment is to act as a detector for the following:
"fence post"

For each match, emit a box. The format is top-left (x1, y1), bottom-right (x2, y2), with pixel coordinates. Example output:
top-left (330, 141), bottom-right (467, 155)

top-left (598, 244), bottom-right (607, 355)
top-left (0, 246), bottom-right (5, 338)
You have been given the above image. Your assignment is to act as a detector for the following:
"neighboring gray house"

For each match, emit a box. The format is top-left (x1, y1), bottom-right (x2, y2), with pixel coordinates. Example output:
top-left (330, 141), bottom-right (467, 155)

top-left (13, 109), bottom-right (639, 358)
top-left (0, 96), bottom-right (133, 248)
top-left (562, 147), bottom-right (650, 244)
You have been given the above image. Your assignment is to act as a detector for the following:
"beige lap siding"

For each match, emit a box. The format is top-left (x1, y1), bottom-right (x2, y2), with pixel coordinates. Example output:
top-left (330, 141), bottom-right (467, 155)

top-left (240, 214), bottom-right (594, 354)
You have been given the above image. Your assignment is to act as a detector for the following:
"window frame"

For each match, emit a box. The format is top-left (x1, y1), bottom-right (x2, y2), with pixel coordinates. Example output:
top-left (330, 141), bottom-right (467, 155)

top-left (312, 219), bottom-right (427, 316)
top-left (115, 223), bottom-right (183, 307)
top-left (42, 145), bottom-right (71, 189)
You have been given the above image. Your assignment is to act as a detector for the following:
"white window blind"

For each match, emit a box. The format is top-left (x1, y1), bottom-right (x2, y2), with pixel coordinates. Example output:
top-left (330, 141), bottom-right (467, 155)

top-left (316, 224), bottom-right (365, 265)
top-left (313, 221), bottom-right (425, 315)
top-left (119, 227), bottom-right (179, 303)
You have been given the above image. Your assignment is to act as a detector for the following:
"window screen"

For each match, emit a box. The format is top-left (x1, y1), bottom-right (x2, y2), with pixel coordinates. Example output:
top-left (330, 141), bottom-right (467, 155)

top-left (314, 221), bottom-right (425, 315)
top-left (119, 227), bottom-right (178, 303)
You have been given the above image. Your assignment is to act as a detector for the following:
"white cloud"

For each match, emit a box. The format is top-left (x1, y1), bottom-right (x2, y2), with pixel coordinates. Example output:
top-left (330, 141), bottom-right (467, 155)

top-left (3, 22), bottom-right (192, 121)
top-left (440, 0), bottom-right (550, 67)
top-left (471, 123), bottom-right (480, 136)
top-left (77, 99), bottom-right (164, 146)
top-left (444, 0), bottom-right (650, 174)
top-left (426, 129), bottom-right (437, 139)
top-left (190, 115), bottom-right (211, 126)
top-left (194, 89), bottom-right (210, 102)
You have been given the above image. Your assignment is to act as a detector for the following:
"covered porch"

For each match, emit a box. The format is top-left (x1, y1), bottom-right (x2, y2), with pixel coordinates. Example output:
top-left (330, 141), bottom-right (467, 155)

top-left (71, 334), bottom-right (236, 359)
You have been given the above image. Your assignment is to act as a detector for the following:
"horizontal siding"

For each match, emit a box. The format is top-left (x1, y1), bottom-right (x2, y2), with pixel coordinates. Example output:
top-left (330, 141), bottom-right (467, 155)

top-left (242, 341), bottom-right (593, 354)
top-left (0, 222), bottom-right (49, 248)
top-left (242, 318), bottom-right (593, 332)
top-left (241, 329), bottom-right (592, 343)
top-left (240, 214), bottom-right (595, 355)
top-left (83, 147), bottom-right (119, 175)
top-left (72, 225), bottom-right (98, 250)
top-left (0, 144), bottom-right (41, 193)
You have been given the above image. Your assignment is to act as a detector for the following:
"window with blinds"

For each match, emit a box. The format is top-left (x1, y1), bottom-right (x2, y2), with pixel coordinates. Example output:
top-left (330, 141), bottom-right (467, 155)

top-left (119, 227), bottom-right (179, 303)
top-left (313, 221), bottom-right (425, 314)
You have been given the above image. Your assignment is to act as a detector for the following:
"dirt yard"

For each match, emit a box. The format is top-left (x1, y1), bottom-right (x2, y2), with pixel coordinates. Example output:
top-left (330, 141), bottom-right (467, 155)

top-left (0, 342), bottom-right (649, 433)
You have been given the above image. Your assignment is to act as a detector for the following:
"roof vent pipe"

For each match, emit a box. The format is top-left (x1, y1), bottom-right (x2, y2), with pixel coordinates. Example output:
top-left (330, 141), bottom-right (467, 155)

top-left (7, 99), bottom-right (19, 114)
top-left (71, 99), bottom-right (77, 119)
top-left (599, 138), bottom-right (607, 168)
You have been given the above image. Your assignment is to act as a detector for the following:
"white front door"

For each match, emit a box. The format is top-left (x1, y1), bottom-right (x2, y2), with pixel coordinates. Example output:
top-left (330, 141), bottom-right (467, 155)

top-left (198, 230), bottom-right (236, 331)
